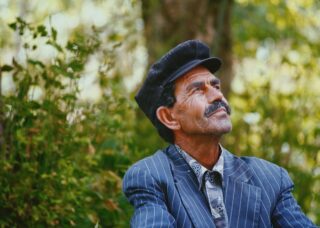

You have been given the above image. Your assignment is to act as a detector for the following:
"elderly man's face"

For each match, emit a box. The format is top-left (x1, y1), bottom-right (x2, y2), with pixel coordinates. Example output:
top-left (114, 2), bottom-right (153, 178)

top-left (171, 66), bottom-right (232, 137)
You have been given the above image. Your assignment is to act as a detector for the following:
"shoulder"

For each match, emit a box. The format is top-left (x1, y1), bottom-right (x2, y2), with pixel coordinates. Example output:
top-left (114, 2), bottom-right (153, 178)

top-left (242, 156), bottom-right (292, 184)
top-left (242, 155), bottom-right (286, 183)
top-left (126, 149), bottom-right (170, 172)
top-left (223, 148), bottom-right (292, 189)
top-left (241, 155), bottom-right (282, 175)
top-left (241, 156), bottom-right (294, 190)
top-left (224, 148), bottom-right (282, 174)
top-left (123, 147), bottom-right (173, 184)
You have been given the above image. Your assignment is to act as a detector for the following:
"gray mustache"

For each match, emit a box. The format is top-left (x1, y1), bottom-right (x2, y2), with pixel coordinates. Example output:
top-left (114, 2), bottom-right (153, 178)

top-left (204, 100), bottom-right (231, 117)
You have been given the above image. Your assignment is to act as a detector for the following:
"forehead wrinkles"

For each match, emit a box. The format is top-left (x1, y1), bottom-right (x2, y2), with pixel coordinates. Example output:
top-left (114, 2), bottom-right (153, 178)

top-left (176, 70), bottom-right (215, 90)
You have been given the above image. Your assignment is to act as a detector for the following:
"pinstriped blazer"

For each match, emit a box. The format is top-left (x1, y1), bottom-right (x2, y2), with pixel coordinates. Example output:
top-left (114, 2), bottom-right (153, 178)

top-left (123, 145), bottom-right (316, 228)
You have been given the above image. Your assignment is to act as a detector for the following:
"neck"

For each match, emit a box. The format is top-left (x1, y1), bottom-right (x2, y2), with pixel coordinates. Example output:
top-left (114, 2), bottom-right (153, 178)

top-left (174, 134), bottom-right (221, 170)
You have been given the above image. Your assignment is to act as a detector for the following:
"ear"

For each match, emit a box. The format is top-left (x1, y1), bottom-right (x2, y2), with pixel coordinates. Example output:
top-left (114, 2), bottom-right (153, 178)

top-left (156, 106), bottom-right (180, 130)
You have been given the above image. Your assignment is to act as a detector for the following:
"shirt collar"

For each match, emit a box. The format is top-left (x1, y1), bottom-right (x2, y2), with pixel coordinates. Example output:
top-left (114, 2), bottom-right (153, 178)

top-left (174, 144), bottom-right (224, 190)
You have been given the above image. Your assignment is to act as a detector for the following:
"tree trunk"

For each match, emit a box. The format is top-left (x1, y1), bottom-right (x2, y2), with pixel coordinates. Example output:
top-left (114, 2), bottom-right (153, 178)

top-left (141, 0), bottom-right (234, 97)
top-left (0, 67), bottom-right (5, 154)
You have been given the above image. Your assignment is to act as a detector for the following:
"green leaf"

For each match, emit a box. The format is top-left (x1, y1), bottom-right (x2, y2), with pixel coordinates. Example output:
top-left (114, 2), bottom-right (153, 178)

top-left (27, 59), bottom-right (45, 68)
top-left (23, 43), bottom-right (30, 49)
top-left (8, 22), bottom-right (17, 30)
top-left (108, 33), bottom-right (123, 42)
top-left (46, 40), bottom-right (63, 52)
top-left (1, 65), bottom-right (14, 72)
top-left (51, 27), bottom-right (57, 41)
top-left (37, 25), bottom-right (47, 36)
top-left (29, 101), bottom-right (41, 109)
top-left (12, 58), bottom-right (23, 70)
top-left (69, 60), bottom-right (83, 72)
top-left (16, 17), bottom-right (26, 24)
top-left (51, 65), bottom-right (67, 77)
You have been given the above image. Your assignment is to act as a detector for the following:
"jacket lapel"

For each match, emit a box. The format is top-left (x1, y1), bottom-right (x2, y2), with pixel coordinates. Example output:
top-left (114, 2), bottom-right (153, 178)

top-left (164, 145), bottom-right (216, 228)
top-left (222, 148), bottom-right (261, 228)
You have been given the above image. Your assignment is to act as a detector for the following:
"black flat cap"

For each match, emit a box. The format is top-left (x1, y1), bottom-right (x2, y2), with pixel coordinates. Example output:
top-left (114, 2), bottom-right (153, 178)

top-left (135, 40), bottom-right (222, 125)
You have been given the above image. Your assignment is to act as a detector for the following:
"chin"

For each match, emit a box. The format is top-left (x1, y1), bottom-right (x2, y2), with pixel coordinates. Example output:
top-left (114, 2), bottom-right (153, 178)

top-left (225, 122), bottom-right (233, 132)
top-left (214, 122), bottom-right (232, 135)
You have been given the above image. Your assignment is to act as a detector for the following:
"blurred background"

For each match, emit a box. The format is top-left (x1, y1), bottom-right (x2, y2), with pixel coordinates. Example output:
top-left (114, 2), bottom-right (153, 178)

top-left (0, 0), bottom-right (319, 227)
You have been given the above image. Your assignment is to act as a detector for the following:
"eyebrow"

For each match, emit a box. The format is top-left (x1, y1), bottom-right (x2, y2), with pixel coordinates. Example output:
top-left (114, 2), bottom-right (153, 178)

top-left (186, 78), bottom-right (220, 92)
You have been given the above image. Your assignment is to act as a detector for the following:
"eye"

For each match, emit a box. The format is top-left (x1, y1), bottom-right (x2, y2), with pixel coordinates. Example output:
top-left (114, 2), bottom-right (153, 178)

top-left (210, 81), bottom-right (220, 90)
top-left (193, 85), bottom-right (205, 93)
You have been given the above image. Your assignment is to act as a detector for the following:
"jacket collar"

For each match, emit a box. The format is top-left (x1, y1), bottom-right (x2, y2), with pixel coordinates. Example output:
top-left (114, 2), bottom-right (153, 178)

top-left (164, 144), bottom-right (260, 228)
top-left (164, 145), bottom-right (216, 228)
top-left (165, 144), bottom-right (253, 183)
top-left (222, 147), bottom-right (253, 183)
top-left (221, 147), bottom-right (261, 228)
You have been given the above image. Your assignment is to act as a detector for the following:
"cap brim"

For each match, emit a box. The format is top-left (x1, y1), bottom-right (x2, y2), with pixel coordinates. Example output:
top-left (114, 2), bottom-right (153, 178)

top-left (166, 57), bottom-right (222, 84)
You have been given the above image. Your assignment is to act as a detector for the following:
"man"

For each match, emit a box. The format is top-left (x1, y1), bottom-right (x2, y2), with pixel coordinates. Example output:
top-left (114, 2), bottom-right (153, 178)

top-left (123, 40), bottom-right (316, 227)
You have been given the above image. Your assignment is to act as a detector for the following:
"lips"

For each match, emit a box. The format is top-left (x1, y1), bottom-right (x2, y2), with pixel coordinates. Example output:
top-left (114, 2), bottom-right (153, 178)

top-left (207, 107), bottom-right (227, 117)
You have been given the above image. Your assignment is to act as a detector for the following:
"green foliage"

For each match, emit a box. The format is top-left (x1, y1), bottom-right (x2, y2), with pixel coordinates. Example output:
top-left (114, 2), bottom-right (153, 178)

top-left (0, 18), bottom-right (133, 227)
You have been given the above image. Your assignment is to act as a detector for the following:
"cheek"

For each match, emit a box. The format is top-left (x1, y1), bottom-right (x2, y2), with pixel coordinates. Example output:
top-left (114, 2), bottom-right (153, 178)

top-left (176, 96), bottom-right (206, 116)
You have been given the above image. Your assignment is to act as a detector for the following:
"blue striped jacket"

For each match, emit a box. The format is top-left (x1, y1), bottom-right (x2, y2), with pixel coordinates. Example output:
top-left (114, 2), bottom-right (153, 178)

top-left (123, 145), bottom-right (316, 227)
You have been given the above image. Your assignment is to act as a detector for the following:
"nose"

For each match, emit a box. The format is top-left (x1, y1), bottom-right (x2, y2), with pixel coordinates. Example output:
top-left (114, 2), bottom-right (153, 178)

top-left (206, 85), bottom-right (224, 103)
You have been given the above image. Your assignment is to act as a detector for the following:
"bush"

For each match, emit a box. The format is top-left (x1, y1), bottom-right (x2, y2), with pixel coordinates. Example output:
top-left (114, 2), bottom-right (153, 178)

top-left (0, 18), bottom-right (133, 227)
